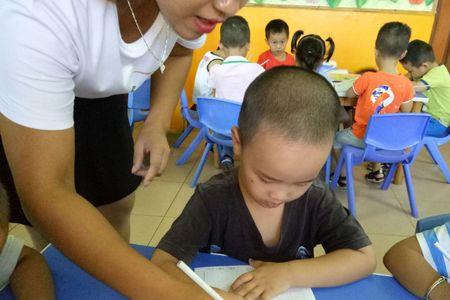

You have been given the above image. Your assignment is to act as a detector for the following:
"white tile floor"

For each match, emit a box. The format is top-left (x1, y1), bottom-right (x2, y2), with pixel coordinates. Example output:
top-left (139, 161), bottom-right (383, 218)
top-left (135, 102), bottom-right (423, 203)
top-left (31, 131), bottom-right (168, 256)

top-left (9, 127), bottom-right (450, 275)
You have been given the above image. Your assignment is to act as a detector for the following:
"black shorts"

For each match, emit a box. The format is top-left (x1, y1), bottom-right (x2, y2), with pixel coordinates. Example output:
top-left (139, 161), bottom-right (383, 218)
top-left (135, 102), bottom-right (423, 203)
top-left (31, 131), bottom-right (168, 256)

top-left (0, 94), bottom-right (141, 225)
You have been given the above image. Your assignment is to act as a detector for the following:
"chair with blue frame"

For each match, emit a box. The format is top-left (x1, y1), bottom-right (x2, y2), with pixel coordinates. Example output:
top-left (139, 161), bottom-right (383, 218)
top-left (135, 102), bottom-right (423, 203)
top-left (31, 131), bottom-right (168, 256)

top-left (416, 213), bottom-right (450, 233)
top-left (422, 129), bottom-right (450, 184)
top-left (128, 79), bottom-right (151, 129)
top-left (190, 97), bottom-right (241, 187)
top-left (331, 113), bottom-right (431, 218)
top-left (173, 91), bottom-right (204, 166)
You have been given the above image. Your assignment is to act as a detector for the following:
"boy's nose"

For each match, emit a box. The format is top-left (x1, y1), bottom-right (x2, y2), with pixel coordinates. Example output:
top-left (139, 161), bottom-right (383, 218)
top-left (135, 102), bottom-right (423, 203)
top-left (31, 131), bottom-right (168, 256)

top-left (214, 0), bottom-right (245, 17)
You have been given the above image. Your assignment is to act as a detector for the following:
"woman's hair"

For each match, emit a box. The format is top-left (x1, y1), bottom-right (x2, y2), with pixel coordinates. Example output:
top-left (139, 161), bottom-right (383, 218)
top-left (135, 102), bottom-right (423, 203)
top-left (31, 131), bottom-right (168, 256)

top-left (291, 30), bottom-right (335, 71)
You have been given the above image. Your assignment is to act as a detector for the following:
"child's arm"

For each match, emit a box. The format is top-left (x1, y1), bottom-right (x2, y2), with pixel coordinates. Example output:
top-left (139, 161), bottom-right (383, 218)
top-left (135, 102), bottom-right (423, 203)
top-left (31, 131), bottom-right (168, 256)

top-left (231, 245), bottom-right (375, 299)
top-left (400, 101), bottom-right (413, 112)
top-left (152, 249), bottom-right (244, 300)
top-left (384, 236), bottom-right (450, 300)
top-left (9, 245), bottom-right (55, 300)
top-left (345, 87), bottom-right (358, 98)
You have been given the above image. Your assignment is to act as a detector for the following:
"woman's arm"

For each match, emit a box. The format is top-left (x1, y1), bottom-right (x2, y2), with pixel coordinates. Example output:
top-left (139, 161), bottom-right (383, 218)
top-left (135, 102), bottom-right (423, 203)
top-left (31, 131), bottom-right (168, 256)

top-left (0, 114), bottom-right (208, 300)
top-left (9, 245), bottom-right (55, 300)
top-left (384, 236), bottom-right (450, 299)
top-left (132, 43), bottom-right (193, 185)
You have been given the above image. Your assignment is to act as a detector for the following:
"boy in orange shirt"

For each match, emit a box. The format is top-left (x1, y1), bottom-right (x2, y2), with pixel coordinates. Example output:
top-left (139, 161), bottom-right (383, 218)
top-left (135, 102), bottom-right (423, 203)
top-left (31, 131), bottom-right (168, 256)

top-left (334, 22), bottom-right (414, 186)
top-left (257, 19), bottom-right (295, 70)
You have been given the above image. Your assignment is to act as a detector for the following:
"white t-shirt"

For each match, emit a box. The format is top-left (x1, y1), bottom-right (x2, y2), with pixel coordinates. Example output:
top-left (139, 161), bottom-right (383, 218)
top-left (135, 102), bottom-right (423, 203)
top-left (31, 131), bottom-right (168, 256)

top-left (0, 236), bottom-right (24, 291)
top-left (208, 56), bottom-right (264, 103)
top-left (0, 0), bottom-right (205, 130)
top-left (193, 51), bottom-right (223, 102)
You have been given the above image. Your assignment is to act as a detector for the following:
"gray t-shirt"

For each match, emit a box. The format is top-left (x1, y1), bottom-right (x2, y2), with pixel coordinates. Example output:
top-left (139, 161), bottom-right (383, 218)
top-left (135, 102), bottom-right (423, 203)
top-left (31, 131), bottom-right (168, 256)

top-left (158, 171), bottom-right (371, 264)
top-left (0, 235), bottom-right (24, 290)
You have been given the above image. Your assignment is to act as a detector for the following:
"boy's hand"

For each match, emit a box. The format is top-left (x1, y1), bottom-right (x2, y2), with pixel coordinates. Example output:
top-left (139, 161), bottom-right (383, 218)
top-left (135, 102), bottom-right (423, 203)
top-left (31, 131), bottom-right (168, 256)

top-left (217, 289), bottom-right (245, 300)
top-left (231, 260), bottom-right (291, 300)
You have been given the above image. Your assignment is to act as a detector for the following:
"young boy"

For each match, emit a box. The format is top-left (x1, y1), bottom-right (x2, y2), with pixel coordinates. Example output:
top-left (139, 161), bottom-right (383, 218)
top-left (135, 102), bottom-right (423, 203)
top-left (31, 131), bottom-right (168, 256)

top-left (208, 15), bottom-right (264, 170)
top-left (334, 22), bottom-right (414, 186)
top-left (0, 184), bottom-right (55, 299)
top-left (208, 16), bottom-right (264, 102)
top-left (257, 19), bottom-right (295, 70)
top-left (193, 48), bottom-right (225, 103)
top-left (152, 67), bottom-right (376, 299)
top-left (384, 221), bottom-right (450, 299)
top-left (400, 40), bottom-right (450, 137)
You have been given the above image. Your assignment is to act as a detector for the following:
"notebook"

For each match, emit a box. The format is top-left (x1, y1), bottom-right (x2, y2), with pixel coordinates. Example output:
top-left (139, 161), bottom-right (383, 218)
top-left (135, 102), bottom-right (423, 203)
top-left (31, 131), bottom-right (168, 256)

top-left (194, 265), bottom-right (316, 300)
top-left (329, 73), bottom-right (360, 97)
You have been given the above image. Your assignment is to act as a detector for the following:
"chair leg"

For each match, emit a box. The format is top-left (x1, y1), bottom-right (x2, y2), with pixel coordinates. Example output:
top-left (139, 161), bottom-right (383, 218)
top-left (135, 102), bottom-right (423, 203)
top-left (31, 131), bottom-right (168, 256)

top-left (345, 154), bottom-right (356, 216)
top-left (403, 164), bottom-right (419, 218)
top-left (331, 154), bottom-right (345, 189)
top-left (381, 163), bottom-right (398, 190)
top-left (425, 142), bottom-right (450, 184)
top-left (173, 125), bottom-right (194, 148)
top-left (190, 143), bottom-right (213, 188)
top-left (177, 130), bottom-right (204, 166)
top-left (324, 155), bottom-right (332, 185)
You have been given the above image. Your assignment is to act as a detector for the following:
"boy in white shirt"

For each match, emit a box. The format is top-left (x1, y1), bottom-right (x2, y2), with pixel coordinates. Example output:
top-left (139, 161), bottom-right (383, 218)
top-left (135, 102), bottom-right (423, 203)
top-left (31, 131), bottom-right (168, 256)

top-left (193, 49), bottom-right (225, 103)
top-left (209, 16), bottom-right (265, 103)
top-left (0, 184), bottom-right (54, 299)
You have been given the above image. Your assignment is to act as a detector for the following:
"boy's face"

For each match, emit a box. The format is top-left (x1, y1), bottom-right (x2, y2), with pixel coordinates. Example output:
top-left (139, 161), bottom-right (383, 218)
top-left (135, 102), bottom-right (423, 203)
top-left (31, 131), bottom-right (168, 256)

top-left (266, 31), bottom-right (288, 56)
top-left (401, 61), bottom-right (429, 80)
top-left (232, 126), bottom-right (332, 209)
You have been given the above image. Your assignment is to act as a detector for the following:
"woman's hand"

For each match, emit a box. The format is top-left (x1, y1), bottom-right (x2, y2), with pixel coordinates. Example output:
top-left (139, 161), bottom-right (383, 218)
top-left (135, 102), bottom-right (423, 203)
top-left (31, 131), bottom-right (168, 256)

top-left (231, 260), bottom-right (292, 300)
top-left (132, 122), bottom-right (171, 186)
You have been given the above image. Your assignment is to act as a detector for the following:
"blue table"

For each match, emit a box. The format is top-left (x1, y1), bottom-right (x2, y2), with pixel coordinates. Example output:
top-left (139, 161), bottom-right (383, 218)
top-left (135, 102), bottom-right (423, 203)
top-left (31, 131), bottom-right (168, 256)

top-left (0, 245), bottom-right (419, 300)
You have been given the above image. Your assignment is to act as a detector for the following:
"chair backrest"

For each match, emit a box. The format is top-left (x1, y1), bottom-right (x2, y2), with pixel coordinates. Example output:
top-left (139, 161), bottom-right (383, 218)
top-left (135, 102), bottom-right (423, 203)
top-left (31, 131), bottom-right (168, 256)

top-left (416, 213), bottom-right (450, 233)
top-left (196, 97), bottom-right (241, 136)
top-left (364, 113), bottom-right (430, 151)
top-left (128, 79), bottom-right (151, 110)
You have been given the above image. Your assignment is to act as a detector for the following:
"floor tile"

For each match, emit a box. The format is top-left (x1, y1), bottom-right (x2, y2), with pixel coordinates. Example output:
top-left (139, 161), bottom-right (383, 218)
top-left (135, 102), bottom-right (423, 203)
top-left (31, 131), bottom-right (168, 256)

top-left (153, 147), bottom-right (197, 183)
top-left (166, 184), bottom-right (195, 218)
top-left (130, 214), bottom-right (162, 246)
top-left (132, 181), bottom-right (182, 216)
top-left (186, 154), bottom-right (223, 186)
top-left (149, 217), bottom-right (176, 247)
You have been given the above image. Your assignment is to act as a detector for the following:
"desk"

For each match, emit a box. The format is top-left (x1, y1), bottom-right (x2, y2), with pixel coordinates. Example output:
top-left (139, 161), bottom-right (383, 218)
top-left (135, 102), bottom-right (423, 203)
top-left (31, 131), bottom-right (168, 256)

top-left (0, 245), bottom-right (419, 300)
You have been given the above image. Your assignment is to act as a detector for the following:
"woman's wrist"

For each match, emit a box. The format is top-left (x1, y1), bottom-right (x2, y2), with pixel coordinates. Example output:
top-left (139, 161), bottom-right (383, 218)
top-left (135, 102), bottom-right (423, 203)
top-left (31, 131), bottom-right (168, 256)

top-left (425, 276), bottom-right (448, 300)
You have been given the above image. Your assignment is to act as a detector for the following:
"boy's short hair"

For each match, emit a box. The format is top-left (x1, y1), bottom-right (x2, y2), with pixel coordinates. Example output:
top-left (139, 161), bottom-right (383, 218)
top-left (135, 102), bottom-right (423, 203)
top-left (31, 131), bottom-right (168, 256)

top-left (400, 40), bottom-right (436, 67)
top-left (265, 19), bottom-right (289, 39)
top-left (0, 183), bottom-right (9, 231)
top-left (375, 22), bottom-right (411, 58)
top-left (239, 66), bottom-right (340, 146)
top-left (220, 16), bottom-right (250, 48)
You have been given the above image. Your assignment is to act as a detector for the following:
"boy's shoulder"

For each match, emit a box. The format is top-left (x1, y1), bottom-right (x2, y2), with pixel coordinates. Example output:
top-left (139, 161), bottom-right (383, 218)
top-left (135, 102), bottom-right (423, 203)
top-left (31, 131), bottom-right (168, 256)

top-left (196, 171), bottom-right (239, 206)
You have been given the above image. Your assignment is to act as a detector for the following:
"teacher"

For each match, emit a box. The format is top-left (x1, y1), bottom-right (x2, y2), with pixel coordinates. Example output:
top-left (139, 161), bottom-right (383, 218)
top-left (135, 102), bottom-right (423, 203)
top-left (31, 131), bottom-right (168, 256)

top-left (0, 0), bottom-right (245, 299)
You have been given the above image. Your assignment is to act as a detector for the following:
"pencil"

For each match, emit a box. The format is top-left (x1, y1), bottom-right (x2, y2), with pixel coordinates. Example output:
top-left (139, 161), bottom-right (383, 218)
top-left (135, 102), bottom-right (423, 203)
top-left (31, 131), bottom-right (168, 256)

top-left (177, 261), bottom-right (224, 300)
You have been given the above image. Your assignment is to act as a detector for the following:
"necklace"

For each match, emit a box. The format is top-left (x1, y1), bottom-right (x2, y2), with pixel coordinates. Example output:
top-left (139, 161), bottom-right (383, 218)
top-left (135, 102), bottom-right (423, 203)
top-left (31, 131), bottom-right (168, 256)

top-left (126, 0), bottom-right (169, 74)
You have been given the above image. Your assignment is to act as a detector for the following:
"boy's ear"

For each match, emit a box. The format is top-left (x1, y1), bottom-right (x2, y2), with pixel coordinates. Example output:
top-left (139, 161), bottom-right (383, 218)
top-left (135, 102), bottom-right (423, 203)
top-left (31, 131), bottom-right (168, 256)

top-left (265, 38), bottom-right (270, 47)
top-left (219, 42), bottom-right (224, 50)
top-left (231, 126), bottom-right (242, 158)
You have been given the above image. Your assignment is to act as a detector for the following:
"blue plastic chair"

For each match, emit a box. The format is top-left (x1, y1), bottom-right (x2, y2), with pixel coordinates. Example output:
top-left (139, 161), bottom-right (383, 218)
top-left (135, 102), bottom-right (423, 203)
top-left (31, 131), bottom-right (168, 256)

top-left (331, 113), bottom-right (431, 218)
top-left (416, 213), bottom-right (450, 233)
top-left (128, 79), bottom-right (151, 129)
top-left (190, 97), bottom-right (241, 187)
top-left (422, 129), bottom-right (450, 184)
top-left (173, 91), bottom-right (202, 149)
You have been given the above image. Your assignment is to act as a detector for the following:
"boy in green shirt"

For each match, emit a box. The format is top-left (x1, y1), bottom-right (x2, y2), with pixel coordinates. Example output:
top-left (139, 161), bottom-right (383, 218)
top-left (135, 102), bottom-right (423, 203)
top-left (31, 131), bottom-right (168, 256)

top-left (401, 40), bottom-right (450, 137)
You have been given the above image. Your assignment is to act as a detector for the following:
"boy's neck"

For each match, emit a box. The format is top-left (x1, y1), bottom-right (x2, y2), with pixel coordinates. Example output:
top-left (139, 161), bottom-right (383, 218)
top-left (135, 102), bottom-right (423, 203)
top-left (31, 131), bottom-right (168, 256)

top-left (224, 47), bottom-right (247, 58)
top-left (271, 50), bottom-right (286, 61)
top-left (377, 56), bottom-right (399, 75)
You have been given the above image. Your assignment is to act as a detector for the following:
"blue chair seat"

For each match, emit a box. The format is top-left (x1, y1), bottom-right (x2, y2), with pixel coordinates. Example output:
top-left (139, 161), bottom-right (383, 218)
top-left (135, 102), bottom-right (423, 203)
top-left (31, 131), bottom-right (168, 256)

top-left (422, 130), bottom-right (450, 184)
top-left (128, 79), bottom-right (151, 129)
top-left (331, 113), bottom-right (431, 218)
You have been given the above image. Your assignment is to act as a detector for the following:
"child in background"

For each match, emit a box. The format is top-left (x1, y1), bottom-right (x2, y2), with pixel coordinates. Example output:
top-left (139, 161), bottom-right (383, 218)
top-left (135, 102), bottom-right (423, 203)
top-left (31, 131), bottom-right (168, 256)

top-left (208, 16), bottom-right (264, 102)
top-left (152, 67), bottom-right (376, 299)
top-left (192, 48), bottom-right (225, 103)
top-left (291, 30), bottom-right (335, 81)
top-left (0, 184), bottom-right (55, 299)
top-left (257, 19), bottom-right (295, 70)
top-left (384, 221), bottom-right (450, 299)
top-left (334, 22), bottom-right (414, 186)
top-left (400, 40), bottom-right (450, 137)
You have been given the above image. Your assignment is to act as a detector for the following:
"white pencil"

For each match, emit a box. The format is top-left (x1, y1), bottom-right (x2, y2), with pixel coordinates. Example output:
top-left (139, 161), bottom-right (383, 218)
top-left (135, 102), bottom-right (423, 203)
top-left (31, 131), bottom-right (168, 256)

top-left (434, 242), bottom-right (450, 261)
top-left (260, 59), bottom-right (270, 66)
top-left (177, 261), bottom-right (224, 300)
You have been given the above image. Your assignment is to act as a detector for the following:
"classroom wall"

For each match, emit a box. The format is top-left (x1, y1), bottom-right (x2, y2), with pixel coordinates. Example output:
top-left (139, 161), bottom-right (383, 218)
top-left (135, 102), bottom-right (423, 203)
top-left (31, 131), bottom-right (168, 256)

top-left (170, 6), bottom-right (435, 132)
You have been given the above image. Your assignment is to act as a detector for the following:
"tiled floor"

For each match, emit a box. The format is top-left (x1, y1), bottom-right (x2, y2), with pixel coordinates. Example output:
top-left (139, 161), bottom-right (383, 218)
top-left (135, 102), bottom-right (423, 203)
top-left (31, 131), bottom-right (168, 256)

top-left (9, 127), bottom-right (450, 276)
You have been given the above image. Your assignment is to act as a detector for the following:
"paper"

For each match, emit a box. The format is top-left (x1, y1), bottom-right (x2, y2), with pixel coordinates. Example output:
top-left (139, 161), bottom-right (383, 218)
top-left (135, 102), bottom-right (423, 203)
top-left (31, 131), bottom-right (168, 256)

top-left (195, 265), bottom-right (316, 300)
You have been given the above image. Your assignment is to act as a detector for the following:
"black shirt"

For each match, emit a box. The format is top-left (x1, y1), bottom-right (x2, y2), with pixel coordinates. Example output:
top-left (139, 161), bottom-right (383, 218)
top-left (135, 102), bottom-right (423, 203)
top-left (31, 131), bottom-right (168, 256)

top-left (157, 171), bottom-right (371, 264)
